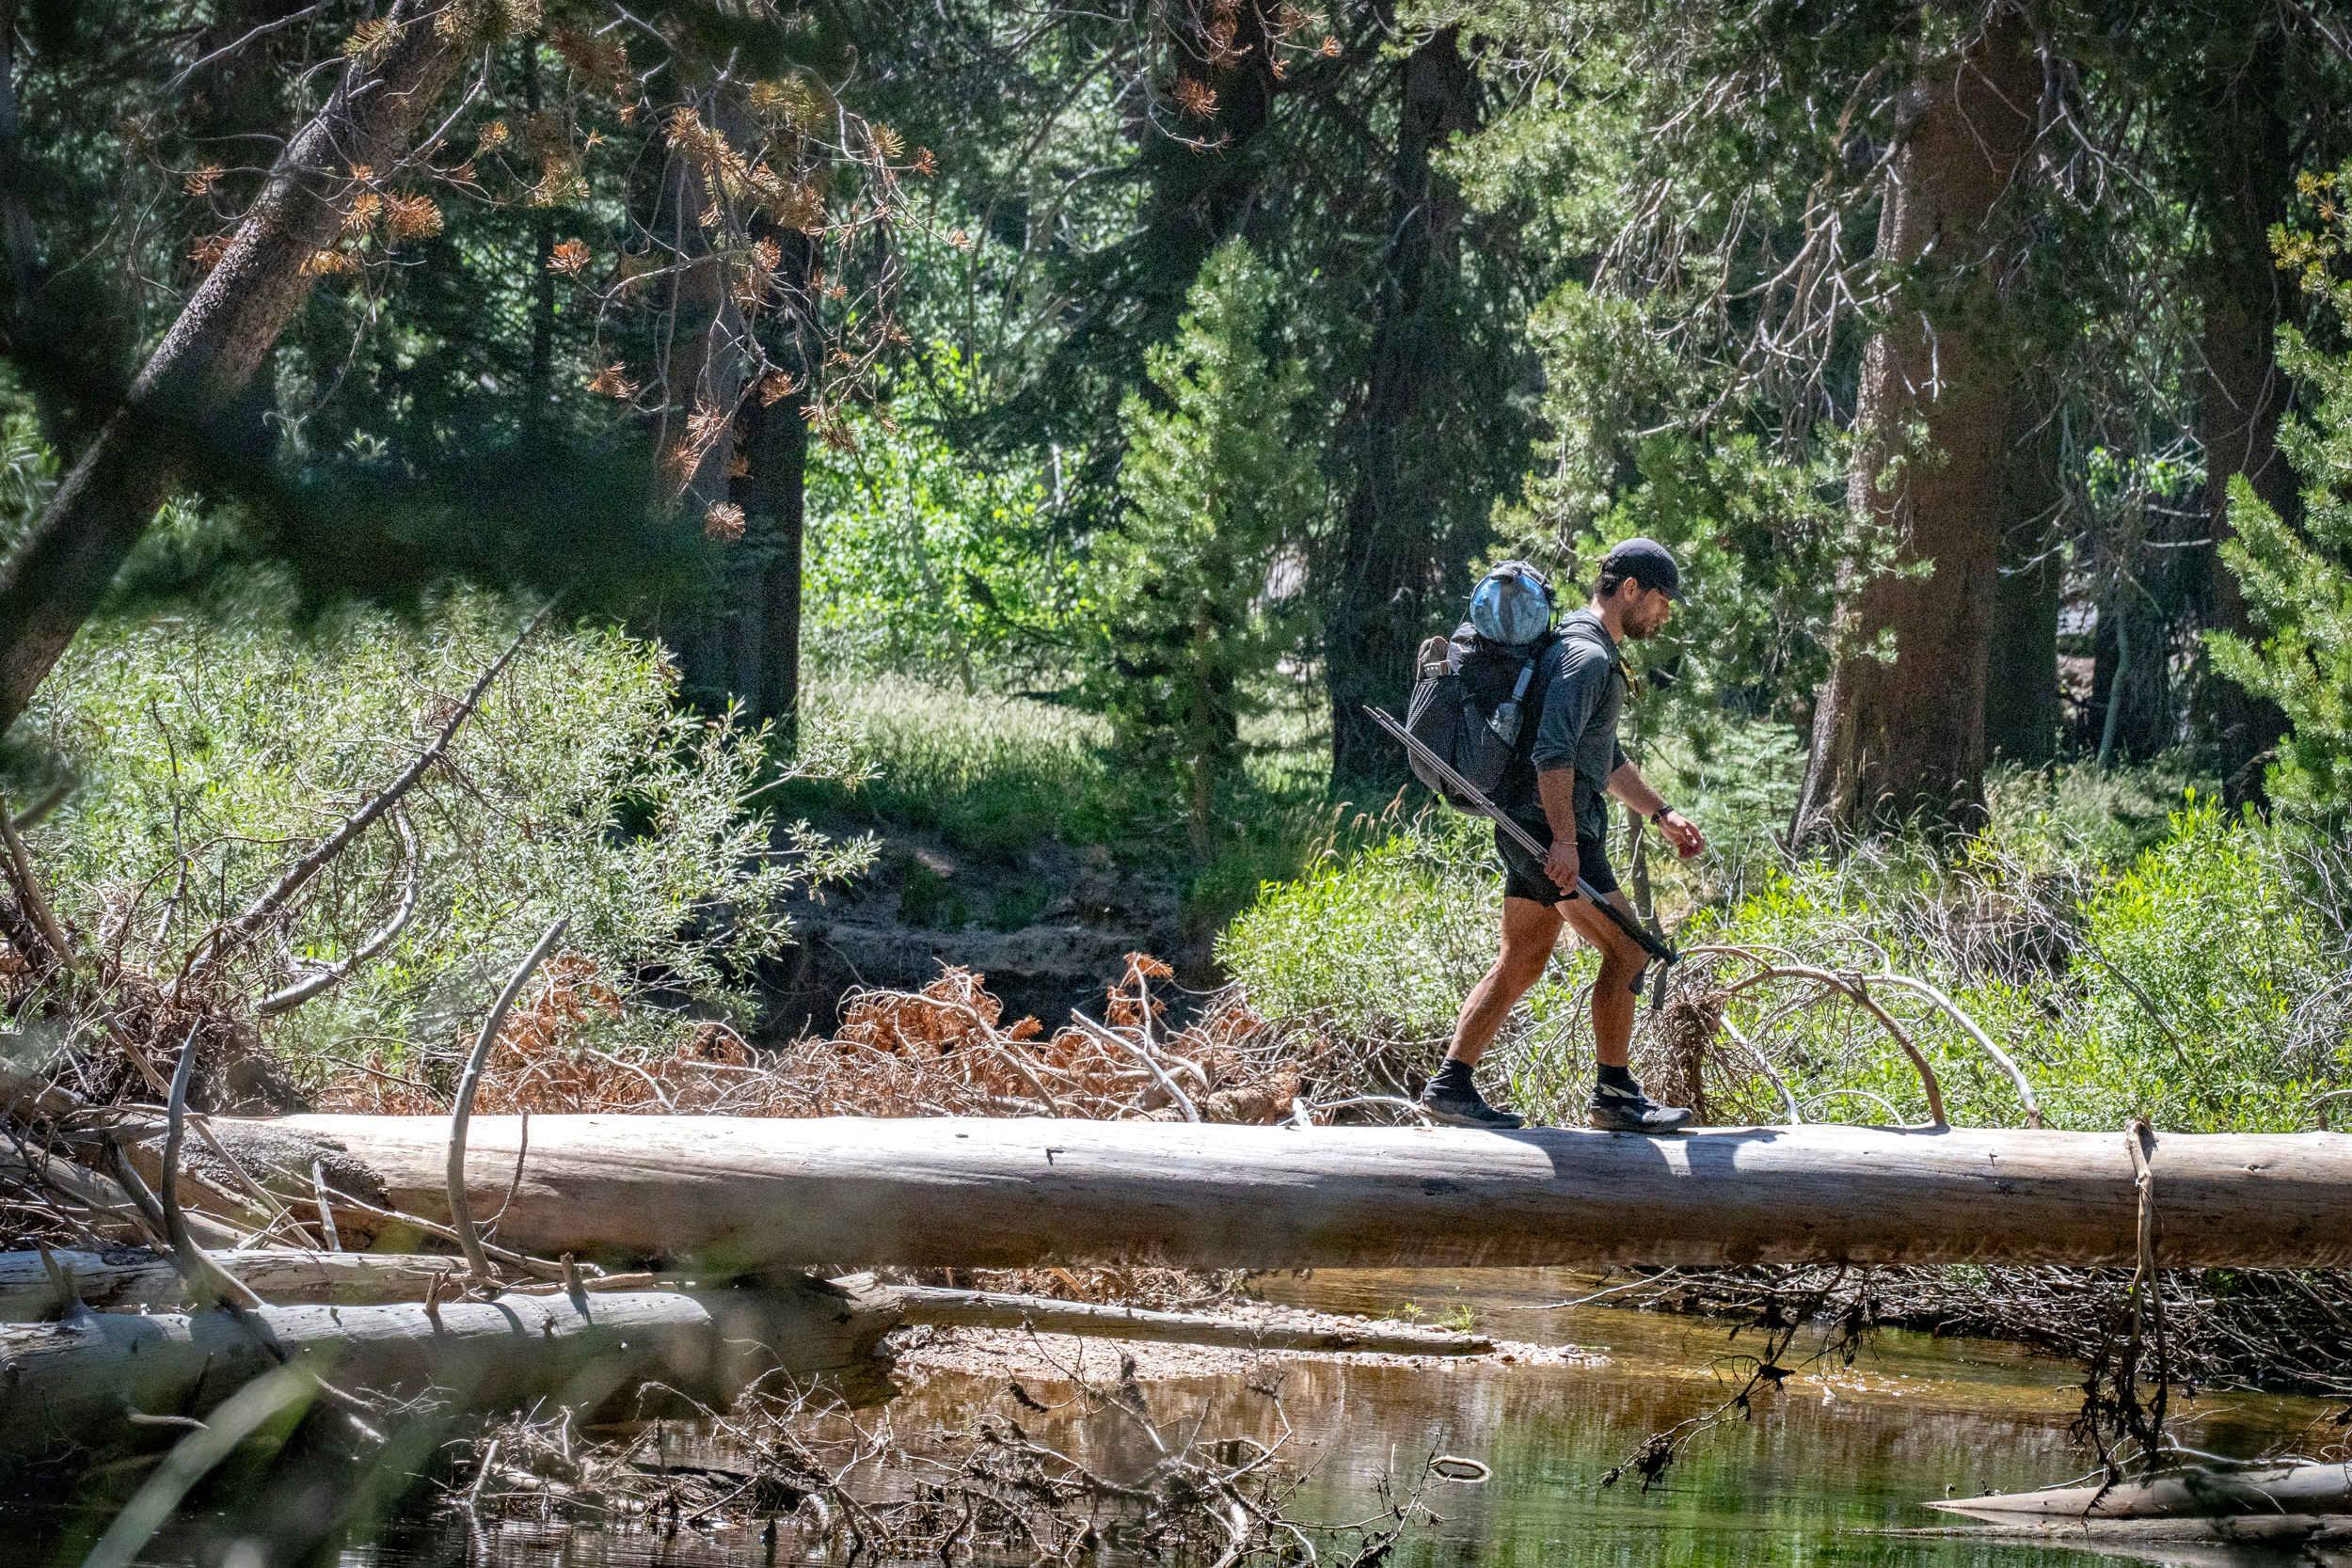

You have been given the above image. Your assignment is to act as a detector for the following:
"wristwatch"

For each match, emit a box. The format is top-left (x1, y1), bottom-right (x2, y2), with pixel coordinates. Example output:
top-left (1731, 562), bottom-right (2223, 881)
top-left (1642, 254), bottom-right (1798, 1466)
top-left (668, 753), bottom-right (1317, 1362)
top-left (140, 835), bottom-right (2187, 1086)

top-left (1649, 805), bottom-right (1674, 825)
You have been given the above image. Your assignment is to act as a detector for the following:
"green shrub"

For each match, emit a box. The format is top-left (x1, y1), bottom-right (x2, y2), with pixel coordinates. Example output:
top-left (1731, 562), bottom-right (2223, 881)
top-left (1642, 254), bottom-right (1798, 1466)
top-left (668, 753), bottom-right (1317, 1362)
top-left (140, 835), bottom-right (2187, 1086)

top-left (1217, 812), bottom-right (1597, 1052)
top-left (2060, 798), bottom-right (2345, 1132)
top-left (19, 594), bottom-right (872, 1077)
top-left (1218, 729), bottom-right (2348, 1133)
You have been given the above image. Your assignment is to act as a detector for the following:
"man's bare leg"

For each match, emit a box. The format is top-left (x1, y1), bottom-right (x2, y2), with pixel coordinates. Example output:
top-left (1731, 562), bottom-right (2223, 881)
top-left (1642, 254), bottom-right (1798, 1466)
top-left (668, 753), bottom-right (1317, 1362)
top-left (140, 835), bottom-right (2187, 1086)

top-left (1560, 889), bottom-right (1691, 1131)
top-left (1444, 897), bottom-right (1565, 1068)
top-left (1557, 890), bottom-right (1647, 1066)
top-left (1422, 898), bottom-right (1562, 1128)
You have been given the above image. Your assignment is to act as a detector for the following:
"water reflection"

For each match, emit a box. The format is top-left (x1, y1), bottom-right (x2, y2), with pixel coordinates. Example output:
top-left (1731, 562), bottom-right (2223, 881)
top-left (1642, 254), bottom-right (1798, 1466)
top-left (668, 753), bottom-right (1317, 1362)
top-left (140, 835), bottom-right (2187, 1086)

top-left (125, 1271), bottom-right (2352, 1567)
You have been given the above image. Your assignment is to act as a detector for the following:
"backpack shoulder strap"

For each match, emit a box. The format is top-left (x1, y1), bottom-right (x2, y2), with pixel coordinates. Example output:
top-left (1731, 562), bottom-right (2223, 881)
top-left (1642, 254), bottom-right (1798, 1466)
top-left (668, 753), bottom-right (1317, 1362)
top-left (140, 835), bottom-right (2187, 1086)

top-left (1555, 612), bottom-right (1629, 681)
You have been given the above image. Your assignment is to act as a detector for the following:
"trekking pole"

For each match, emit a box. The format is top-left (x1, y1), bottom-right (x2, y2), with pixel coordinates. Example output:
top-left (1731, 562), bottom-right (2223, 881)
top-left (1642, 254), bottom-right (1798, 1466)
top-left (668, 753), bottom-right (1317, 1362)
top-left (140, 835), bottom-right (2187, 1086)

top-left (1364, 705), bottom-right (1678, 1010)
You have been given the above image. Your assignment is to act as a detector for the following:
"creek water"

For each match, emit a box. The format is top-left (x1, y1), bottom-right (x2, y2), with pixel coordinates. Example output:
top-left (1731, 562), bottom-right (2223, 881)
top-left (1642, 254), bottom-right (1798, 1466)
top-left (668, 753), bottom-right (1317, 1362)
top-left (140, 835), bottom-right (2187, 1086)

top-left (117, 1270), bottom-right (2346, 1568)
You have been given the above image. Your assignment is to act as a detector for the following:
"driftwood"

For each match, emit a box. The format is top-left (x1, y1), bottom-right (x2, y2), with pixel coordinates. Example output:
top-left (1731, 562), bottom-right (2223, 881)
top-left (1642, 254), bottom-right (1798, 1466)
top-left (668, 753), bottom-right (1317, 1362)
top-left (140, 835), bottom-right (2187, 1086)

top-left (0, 1249), bottom-right (510, 1319)
top-left (0, 1271), bottom-right (902, 1462)
top-left (895, 1286), bottom-right (1494, 1354)
top-left (1929, 1464), bottom-right (2352, 1523)
top-left (3, 1290), bottom-right (716, 1462)
top-left (273, 1114), bottom-right (2352, 1271)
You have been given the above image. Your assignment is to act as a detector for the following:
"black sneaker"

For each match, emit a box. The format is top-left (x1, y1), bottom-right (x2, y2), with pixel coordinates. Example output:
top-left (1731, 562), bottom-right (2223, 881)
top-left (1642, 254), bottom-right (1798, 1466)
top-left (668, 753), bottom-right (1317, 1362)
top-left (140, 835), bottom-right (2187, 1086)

top-left (1419, 1083), bottom-right (1526, 1130)
top-left (1588, 1079), bottom-right (1692, 1133)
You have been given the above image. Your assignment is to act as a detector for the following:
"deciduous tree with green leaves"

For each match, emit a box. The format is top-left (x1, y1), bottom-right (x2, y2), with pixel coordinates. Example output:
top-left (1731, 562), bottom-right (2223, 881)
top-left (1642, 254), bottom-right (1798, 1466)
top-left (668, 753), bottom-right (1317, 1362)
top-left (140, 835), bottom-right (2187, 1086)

top-left (1088, 240), bottom-right (1318, 860)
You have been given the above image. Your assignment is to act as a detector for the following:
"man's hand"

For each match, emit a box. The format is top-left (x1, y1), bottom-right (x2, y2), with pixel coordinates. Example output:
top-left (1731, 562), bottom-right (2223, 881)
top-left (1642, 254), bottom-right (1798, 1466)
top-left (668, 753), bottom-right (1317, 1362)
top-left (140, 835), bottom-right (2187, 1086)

top-left (1658, 809), bottom-right (1705, 861)
top-left (1545, 837), bottom-right (1581, 896)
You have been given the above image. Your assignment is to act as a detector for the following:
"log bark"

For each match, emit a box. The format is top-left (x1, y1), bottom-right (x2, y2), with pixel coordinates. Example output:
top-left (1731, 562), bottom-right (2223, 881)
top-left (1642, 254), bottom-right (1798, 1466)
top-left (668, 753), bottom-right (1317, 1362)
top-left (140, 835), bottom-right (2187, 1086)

top-left (2, 1290), bottom-right (720, 1461)
top-left (0, 1249), bottom-right (480, 1320)
top-left (1792, 9), bottom-right (2039, 839)
top-left (0, 0), bottom-right (476, 735)
top-left (896, 1286), bottom-right (1493, 1355)
top-left (271, 1115), bottom-right (2352, 1271)
top-left (0, 1271), bottom-right (901, 1460)
top-left (0, 1148), bottom-right (155, 1247)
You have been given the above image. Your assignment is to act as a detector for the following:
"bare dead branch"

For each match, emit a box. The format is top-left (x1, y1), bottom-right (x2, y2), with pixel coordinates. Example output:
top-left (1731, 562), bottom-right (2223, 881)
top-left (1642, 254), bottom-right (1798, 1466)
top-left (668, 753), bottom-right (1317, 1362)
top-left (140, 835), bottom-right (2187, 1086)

top-left (450, 918), bottom-right (568, 1284)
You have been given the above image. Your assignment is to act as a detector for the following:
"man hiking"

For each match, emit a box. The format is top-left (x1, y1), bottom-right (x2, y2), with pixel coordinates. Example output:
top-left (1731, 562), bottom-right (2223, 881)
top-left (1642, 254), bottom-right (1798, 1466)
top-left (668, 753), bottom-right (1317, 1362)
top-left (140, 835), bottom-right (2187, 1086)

top-left (1419, 538), bottom-right (1707, 1132)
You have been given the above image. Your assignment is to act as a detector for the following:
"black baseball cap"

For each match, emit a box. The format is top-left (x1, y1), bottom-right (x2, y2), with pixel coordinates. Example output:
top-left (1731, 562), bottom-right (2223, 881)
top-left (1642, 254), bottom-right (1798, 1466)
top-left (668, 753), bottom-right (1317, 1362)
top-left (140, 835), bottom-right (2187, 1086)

top-left (1601, 537), bottom-right (1682, 601)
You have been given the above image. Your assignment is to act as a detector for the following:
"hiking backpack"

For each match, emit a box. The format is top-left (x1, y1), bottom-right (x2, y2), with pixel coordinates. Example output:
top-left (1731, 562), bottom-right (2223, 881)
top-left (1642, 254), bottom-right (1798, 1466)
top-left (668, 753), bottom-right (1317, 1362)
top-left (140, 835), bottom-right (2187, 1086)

top-left (1404, 624), bottom-right (1556, 812)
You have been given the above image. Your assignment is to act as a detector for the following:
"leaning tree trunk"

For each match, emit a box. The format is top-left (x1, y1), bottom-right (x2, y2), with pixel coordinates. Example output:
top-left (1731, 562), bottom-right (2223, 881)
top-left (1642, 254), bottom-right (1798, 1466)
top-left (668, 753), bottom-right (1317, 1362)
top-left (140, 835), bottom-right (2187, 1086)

top-left (2193, 27), bottom-right (2297, 808)
top-left (1791, 8), bottom-right (2039, 841)
top-left (1325, 25), bottom-right (1479, 788)
top-left (0, 1), bottom-right (476, 736)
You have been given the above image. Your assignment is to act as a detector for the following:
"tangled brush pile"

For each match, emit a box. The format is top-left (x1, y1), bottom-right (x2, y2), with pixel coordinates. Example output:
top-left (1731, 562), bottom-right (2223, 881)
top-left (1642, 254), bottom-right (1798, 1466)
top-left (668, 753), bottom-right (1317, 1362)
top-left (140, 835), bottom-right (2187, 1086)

top-left (322, 954), bottom-right (1303, 1124)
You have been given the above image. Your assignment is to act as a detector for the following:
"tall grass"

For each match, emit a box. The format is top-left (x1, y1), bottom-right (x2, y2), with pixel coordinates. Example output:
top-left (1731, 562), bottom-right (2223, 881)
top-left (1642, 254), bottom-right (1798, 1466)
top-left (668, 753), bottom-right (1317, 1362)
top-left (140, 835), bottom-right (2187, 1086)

top-left (779, 673), bottom-right (1400, 935)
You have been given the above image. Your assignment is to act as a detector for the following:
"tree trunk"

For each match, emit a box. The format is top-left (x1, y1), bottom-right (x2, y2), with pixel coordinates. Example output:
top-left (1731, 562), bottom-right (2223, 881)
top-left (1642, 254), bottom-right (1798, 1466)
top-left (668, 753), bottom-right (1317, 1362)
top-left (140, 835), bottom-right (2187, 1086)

top-left (0, 0), bottom-right (475, 736)
top-left (0, 0), bottom-right (56, 450)
top-left (524, 42), bottom-right (556, 405)
top-left (1791, 9), bottom-right (2039, 841)
top-left (1984, 409), bottom-right (2061, 767)
top-left (735, 227), bottom-right (813, 735)
top-left (658, 94), bottom-right (809, 732)
top-left (1327, 27), bottom-right (1480, 788)
top-left (269, 1114), bottom-right (2352, 1271)
top-left (2193, 28), bottom-right (2297, 808)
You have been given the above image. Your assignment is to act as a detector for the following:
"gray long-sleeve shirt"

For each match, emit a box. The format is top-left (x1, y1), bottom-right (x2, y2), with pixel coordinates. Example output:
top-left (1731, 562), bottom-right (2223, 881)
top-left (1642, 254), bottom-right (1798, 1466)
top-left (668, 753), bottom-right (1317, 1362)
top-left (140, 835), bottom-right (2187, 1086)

top-left (1524, 610), bottom-right (1629, 838)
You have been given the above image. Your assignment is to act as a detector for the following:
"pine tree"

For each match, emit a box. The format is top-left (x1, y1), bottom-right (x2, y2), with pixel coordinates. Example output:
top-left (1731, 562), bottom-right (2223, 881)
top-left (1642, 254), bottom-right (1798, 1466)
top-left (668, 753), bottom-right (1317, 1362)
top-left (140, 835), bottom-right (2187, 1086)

top-left (1089, 240), bottom-right (1319, 860)
top-left (2207, 170), bottom-right (2352, 808)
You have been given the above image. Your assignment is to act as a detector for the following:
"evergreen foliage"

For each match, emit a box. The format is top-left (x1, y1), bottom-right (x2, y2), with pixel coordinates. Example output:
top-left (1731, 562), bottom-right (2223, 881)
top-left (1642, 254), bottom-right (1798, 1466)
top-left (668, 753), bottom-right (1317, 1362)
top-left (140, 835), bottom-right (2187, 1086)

top-left (2208, 168), bottom-right (2352, 807)
top-left (1087, 241), bottom-right (1319, 859)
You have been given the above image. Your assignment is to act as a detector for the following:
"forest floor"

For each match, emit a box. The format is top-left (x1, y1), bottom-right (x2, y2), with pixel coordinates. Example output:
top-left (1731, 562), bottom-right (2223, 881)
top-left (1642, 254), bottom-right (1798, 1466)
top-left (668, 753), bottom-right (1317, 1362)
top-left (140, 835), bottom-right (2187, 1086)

top-left (761, 674), bottom-right (1391, 1038)
top-left (770, 835), bottom-right (1188, 1041)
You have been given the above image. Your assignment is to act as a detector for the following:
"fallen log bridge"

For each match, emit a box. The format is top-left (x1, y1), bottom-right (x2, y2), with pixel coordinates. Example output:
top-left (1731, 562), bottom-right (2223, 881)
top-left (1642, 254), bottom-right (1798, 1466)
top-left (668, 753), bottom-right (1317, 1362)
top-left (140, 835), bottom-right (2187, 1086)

top-left (265, 1116), bottom-right (2352, 1271)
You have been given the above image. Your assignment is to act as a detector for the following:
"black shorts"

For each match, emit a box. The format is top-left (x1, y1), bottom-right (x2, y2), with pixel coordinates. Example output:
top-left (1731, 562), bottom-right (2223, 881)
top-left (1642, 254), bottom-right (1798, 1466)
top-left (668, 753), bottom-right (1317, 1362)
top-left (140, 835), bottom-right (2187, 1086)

top-left (1498, 816), bottom-right (1617, 907)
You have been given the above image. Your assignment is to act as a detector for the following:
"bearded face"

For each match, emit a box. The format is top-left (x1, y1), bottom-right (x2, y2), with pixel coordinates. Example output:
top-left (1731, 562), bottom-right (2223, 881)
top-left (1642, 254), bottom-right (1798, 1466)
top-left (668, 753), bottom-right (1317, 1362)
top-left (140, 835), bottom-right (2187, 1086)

top-left (1618, 584), bottom-right (1675, 641)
